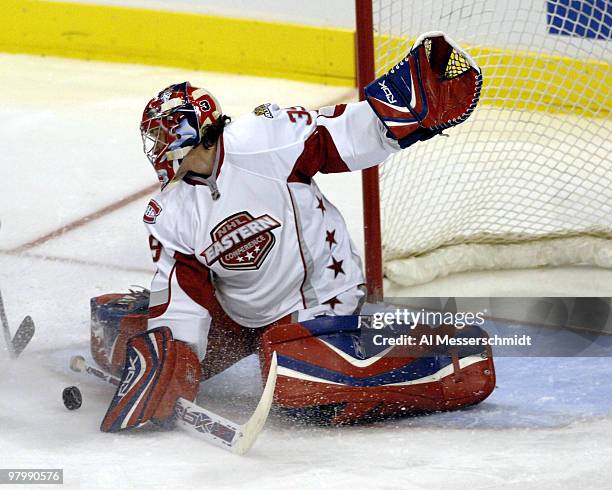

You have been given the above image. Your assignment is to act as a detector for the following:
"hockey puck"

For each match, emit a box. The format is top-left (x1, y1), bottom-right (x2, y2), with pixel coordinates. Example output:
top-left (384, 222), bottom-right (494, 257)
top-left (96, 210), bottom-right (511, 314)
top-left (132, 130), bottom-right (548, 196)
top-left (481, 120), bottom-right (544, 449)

top-left (62, 386), bottom-right (82, 410)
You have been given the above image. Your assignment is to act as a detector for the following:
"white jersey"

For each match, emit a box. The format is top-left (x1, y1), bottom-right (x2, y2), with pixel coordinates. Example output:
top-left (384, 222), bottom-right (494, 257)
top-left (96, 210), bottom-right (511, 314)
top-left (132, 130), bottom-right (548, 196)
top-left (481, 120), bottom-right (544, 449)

top-left (144, 101), bottom-right (399, 358)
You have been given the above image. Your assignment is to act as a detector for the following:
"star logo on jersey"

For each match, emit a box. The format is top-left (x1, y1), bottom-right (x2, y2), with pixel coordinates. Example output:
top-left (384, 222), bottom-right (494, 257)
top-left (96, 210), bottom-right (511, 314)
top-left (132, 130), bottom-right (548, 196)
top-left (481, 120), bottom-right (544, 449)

top-left (325, 229), bottom-right (337, 249)
top-left (143, 199), bottom-right (162, 224)
top-left (323, 295), bottom-right (342, 309)
top-left (202, 211), bottom-right (281, 270)
top-left (316, 197), bottom-right (326, 215)
top-left (327, 256), bottom-right (345, 278)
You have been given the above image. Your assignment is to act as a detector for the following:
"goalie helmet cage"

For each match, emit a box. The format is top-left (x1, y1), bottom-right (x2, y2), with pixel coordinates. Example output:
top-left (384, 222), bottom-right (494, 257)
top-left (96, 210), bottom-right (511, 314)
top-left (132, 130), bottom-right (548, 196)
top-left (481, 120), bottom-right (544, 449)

top-left (356, 0), bottom-right (612, 297)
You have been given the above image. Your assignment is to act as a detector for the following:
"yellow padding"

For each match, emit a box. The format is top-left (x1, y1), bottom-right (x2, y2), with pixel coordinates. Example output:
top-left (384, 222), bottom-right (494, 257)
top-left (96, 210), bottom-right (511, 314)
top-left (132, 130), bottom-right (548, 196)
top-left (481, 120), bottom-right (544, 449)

top-left (0, 0), bottom-right (355, 86)
top-left (376, 36), bottom-right (610, 117)
top-left (1, 1), bottom-right (609, 117)
top-left (476, 47), bottom-right (610, 117)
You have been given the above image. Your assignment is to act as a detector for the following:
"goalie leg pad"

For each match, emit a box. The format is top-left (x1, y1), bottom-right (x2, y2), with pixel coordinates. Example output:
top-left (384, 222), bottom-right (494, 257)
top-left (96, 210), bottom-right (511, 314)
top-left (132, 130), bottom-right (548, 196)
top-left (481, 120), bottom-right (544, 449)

top-left (365, 31), bottom-right (482, 148)
top-left (100, 326), bottom-right (201, 432)
top-left (259, 316), bottom-right (495, 424)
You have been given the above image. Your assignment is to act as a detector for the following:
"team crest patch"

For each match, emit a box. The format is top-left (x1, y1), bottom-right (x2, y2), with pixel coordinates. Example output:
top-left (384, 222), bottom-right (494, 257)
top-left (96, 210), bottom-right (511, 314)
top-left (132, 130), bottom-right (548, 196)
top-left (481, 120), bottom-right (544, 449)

top-left (253, 103), bottom-right (273, 118)
top-left (202, 211), bottom-right (281, 270)
top-left (143, 199), bottom-right (162, 224)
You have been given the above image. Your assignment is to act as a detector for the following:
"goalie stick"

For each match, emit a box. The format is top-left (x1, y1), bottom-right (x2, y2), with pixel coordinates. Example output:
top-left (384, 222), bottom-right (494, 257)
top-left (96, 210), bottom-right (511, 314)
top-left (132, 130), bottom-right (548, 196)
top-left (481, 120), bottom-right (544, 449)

top-left (0, 289), bottom-right (35, 359)
top-left (70, 353), bottom-right (278, 455)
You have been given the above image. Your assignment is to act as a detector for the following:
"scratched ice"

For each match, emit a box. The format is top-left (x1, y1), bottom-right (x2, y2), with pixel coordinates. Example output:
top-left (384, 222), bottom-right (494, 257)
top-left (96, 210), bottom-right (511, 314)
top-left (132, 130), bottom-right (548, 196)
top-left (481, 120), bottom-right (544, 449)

top-left (1, 54), bottom-right (611, 489)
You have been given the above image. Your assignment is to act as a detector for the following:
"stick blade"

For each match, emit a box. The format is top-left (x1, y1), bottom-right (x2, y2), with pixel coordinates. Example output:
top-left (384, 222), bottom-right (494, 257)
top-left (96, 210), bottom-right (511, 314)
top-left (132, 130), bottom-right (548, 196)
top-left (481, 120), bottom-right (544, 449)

top-left (234, 351), bottom-right (278, 455)
top-left (174, 352), bottom-right (277, 455)
top-left (174, 397), bottom-right (244, 452)
top-left (12, 316), bottom-right (35, 357)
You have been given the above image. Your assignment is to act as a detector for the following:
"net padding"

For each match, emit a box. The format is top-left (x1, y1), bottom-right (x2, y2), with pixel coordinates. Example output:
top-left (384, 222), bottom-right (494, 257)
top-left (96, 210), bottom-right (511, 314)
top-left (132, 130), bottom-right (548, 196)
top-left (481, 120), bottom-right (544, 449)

top-left (370, 0), bottom-right (612, 286)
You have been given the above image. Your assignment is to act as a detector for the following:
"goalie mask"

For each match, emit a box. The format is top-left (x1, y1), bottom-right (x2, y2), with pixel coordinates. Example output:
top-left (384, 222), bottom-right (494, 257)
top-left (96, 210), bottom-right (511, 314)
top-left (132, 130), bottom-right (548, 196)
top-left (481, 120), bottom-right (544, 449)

top-left (141, 81), bottom-right (222, 190)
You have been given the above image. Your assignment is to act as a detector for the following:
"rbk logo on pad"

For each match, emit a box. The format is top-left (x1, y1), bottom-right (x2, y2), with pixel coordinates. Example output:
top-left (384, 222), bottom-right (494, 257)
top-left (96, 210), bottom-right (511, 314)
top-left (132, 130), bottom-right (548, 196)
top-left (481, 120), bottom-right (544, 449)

top-left (143, 199), bottom-right (162, 224)
top-left (118, 354), bottom-right (141, 397)
top-left (202, 211), bottom-right (280, 270)
top-left (378, 80), bottom-right (397, 104)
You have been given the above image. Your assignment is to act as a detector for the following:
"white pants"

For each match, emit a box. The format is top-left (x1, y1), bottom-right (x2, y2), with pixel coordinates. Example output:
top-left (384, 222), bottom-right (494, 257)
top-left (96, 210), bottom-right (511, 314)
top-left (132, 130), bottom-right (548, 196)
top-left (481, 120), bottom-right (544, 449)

top-left (292, 285), bottom-right (366, 322)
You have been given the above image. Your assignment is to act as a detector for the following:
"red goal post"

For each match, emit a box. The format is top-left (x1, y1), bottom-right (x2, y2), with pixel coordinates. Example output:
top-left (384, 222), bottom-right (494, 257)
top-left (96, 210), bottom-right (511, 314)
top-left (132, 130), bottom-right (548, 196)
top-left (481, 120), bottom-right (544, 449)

top-left (356, 0), bottom-right (383, 300)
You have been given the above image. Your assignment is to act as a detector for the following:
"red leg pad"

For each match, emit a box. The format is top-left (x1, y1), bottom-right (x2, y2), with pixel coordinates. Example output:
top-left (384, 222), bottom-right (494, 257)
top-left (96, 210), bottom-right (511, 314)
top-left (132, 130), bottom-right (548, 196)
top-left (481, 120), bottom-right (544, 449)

top-left (100, 327), bottom-right (201, 432)
top-left (259, 319), bottom-right (495, 424)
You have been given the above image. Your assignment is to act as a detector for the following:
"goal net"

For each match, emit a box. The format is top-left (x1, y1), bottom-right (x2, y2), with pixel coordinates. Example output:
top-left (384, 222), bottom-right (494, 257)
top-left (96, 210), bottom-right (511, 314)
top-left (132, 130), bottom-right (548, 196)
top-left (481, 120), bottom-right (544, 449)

top-left (361, 0), bottom-right (612, 287)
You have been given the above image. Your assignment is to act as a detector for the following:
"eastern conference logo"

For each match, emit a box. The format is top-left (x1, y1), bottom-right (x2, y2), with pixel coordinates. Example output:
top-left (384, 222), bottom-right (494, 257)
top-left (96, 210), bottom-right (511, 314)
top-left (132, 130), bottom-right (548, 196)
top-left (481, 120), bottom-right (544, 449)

top-left (365, 309), bottom-right (532, 347)
top-left (202, 211), bottom-right (280, 270)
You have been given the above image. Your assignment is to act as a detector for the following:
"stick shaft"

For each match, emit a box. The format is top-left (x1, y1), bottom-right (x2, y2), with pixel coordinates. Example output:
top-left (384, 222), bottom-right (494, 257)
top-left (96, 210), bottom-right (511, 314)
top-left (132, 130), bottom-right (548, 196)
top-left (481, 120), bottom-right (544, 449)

top-left (71, 356), bottom-right (119, 386)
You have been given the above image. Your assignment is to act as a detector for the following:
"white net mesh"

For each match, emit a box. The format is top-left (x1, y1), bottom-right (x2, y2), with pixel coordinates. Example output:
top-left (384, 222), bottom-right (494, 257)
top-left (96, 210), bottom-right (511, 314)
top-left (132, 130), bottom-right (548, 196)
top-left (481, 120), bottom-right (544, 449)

top-left (371, 0), bottom-right (612, 286)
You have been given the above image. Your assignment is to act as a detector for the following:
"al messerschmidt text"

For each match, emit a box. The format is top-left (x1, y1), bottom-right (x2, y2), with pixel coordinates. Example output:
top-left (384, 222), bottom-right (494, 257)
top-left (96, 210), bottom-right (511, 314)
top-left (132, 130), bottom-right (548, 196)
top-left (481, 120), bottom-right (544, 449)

top-left (372, 334), bottom-right (532, 347)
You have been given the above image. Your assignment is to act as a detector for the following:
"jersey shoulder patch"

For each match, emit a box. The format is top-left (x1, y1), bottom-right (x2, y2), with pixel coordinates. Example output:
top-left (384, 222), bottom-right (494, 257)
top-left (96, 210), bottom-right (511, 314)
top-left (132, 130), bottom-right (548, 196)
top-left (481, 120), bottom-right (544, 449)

top-left (253, 103), bottom-right (275, 119)
top-left (141, 186), bottom-right (200, 256)
top-left (143, 184), bottom-right (193, 227)
top-left (143, 198), bottom-right (163, 224)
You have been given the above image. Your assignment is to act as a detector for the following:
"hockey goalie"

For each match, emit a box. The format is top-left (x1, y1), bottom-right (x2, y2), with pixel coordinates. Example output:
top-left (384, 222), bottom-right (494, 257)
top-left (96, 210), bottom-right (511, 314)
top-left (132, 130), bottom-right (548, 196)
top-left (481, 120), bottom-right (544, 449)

top-left (91, 32), bottom-right (495, 432)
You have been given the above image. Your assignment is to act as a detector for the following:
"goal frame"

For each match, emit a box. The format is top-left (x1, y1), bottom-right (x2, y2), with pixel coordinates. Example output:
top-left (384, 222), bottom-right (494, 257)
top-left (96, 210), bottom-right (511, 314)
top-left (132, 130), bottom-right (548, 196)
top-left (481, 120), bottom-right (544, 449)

top-left (354, 0), bottom-right (612, 297)
top-left (355, 0), bottom-right (384, 300)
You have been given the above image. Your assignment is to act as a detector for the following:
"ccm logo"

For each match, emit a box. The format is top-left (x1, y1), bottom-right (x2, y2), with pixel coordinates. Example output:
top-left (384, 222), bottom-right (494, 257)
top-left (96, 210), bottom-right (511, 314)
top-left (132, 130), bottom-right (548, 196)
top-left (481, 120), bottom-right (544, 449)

top-left (378, 80), bottom-right (397, 104)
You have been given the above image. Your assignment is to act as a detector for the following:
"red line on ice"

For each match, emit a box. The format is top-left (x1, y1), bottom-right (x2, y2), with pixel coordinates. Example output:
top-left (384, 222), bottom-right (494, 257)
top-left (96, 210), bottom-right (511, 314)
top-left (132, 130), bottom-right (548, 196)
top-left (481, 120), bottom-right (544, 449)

top-left (9, 184), bottom-right (158, 253)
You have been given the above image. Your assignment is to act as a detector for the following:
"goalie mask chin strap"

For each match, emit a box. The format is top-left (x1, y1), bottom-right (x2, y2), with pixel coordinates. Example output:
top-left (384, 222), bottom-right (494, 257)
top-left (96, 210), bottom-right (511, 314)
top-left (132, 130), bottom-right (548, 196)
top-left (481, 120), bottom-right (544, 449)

top-left (202, 143), bottom-right (221, 201)
top-left (162, 143), bottom-right (221, 199)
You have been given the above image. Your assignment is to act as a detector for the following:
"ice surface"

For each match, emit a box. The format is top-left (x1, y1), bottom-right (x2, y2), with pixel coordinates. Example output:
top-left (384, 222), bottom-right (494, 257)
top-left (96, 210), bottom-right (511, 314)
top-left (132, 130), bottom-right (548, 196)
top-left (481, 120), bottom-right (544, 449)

top-left (1, 54), bottom-right (611, 489)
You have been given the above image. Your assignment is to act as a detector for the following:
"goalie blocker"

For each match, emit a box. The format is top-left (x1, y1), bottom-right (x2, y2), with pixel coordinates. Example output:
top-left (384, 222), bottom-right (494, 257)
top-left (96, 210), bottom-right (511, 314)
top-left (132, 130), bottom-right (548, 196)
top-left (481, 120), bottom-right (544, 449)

top-left (91, 291), bottom-right (494, 426)
top-left (365, 31), bottom-right (482, 148)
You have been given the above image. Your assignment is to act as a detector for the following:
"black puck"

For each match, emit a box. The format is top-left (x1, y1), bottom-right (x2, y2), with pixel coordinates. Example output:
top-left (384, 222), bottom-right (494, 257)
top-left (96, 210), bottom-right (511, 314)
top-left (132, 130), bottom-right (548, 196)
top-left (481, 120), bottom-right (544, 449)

top-left (62, 386), bottom-right (82, 410)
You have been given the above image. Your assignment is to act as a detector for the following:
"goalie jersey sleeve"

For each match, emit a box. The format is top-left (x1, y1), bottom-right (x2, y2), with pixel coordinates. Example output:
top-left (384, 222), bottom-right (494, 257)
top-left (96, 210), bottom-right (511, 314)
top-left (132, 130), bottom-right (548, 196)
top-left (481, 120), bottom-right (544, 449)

top-left (224, 101), bottom-right (399, 181)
